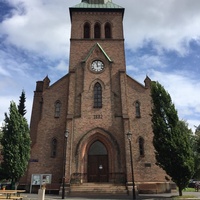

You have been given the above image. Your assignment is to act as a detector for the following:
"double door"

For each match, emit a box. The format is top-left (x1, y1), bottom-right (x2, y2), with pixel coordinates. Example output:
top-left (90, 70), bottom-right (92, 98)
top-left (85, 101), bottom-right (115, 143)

top-left (88, 155), bottom-right (108, 182)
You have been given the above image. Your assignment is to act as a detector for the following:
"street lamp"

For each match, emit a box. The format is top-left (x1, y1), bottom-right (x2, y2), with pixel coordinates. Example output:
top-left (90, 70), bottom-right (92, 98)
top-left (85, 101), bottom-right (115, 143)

top-left (62, 129), bottom-right (69, 199)
top-left (127, 131), bottom-right (136, 200)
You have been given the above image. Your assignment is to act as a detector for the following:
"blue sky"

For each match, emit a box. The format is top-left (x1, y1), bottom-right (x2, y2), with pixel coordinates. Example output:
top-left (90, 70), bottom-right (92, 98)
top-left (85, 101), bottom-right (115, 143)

top-left (0, 0), bottom-right (200, 132)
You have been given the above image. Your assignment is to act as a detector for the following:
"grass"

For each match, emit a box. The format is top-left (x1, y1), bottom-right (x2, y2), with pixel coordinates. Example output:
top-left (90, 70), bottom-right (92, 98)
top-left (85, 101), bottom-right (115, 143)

top-left (172, 196), bottom-right (197, 199)
top-left (183, 188), bottom-right (196, 192)
top-left (170, 188), bottom-right (198, 199)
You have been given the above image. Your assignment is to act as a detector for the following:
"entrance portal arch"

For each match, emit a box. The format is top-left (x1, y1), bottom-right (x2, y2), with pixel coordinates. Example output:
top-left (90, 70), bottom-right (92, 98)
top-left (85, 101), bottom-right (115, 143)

top-left (88, 140), bottom-right (108, 182)
top-left (74, 128), bottom-right (123, 183)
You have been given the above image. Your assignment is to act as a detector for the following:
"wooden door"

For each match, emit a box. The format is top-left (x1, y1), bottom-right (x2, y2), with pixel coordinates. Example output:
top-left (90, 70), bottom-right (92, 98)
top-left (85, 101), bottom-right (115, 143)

top-left (87, 141), bottom-right (109, 182)
top-left (88, 155), bottom-right (108, 182)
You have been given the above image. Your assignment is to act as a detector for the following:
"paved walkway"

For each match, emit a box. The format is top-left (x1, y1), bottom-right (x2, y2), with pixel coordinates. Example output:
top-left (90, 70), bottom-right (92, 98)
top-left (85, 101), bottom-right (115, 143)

top-left (24, 191), bottom-right (200, 200)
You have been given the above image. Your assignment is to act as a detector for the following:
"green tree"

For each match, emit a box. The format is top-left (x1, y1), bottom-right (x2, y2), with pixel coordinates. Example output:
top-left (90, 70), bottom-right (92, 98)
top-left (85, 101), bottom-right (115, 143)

top-left (0, 127), bottom-right (3, 178)
top-left (0, 127), bottom-right (2, 140)
top-left (192, 125), bottom-right (200, 179)
top-left (18, 90), bottom-right (26, 117)
top-left (197, 125), bottom-right (200, 132)
top-left (151, 81), bottom-right (194, 196)
top-left (1, 101), bottom-right (31, 188)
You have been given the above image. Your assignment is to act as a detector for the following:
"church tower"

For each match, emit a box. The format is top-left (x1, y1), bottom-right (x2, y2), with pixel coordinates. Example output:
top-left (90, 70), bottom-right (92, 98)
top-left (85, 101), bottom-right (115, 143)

top-left (23, 0), bottom-right (169, 196)
top-left (66, 0), bottom-right (128, 186)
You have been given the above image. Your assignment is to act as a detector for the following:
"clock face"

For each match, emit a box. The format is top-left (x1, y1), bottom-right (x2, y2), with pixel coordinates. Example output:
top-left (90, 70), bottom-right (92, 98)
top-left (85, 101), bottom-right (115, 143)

top-left (91, 60), bottom-right (104, 72)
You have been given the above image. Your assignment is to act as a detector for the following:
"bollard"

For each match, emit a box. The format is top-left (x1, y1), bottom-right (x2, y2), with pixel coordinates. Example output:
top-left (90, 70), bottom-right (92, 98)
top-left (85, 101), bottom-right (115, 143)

top-left (38, 183), bottom-right (46, 200)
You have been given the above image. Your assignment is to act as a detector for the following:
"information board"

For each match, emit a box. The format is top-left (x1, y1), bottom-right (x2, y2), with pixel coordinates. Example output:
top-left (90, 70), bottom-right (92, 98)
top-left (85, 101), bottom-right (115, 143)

top-left (30, 174), bottom-right (52, 193)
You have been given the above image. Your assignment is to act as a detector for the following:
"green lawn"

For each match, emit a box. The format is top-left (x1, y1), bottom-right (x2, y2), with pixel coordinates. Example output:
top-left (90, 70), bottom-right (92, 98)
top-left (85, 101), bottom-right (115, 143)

top-left (183, 188), bottom-right (196, 192)
top-left (172, 196), bottom-right (197, 199)
top-left (171, 188), bottom-right (197, 199)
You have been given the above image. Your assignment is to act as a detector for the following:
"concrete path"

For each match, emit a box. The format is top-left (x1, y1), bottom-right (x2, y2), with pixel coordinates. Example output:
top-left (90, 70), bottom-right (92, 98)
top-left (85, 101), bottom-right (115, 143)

top-left (24, 191), bottom-right (200, 200)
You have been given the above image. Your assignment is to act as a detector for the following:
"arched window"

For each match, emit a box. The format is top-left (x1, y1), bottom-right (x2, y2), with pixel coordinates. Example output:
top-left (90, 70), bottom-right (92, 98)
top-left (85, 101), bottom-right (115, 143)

top-left (94, 23), bottom-right (101, 38)
top-left (55, 101), bottom-right (61, 118)
top-left (94, 82), bottom-right (102, 108)
top-left (51, 138), bottom-right (57, 158)
top-left (139, 137), bottom-right (144, 157)
top-left (84, 22), bottom-right (90, 39)
top-left (135, 101), bottom-right (141, 118)
top-left (105, 22), bottom-right (111, 38)
top-left (89, 141), bottom-right (107, 155)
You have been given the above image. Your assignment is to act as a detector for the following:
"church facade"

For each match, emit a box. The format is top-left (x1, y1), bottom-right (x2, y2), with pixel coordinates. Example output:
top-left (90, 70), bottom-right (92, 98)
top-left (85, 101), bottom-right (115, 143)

top-left (22, 0), bottom-right (171, 195)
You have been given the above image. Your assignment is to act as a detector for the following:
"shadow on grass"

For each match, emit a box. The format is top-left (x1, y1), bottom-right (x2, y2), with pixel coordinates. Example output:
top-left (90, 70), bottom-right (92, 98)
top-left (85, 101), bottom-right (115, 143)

top-left (171, 195), bottom-right (197, 199)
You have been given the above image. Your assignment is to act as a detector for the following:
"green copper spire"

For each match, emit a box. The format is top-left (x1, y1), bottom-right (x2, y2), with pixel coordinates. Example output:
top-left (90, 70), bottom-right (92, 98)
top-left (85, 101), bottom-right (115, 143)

top-left (82, 0), bottom-right (112, 4)
top-left (73, 0), bottom-right (122, 9)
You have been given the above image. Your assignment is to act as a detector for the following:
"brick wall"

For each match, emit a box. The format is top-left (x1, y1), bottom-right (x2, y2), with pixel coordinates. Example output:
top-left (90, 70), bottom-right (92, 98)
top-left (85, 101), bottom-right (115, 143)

top-left (22, 4), bottom-right (168, 192)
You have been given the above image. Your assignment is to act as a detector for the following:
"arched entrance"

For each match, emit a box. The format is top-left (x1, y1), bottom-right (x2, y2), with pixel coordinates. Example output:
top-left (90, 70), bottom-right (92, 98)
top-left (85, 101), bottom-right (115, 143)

top-left (87, 140), bottom-right (109, 182)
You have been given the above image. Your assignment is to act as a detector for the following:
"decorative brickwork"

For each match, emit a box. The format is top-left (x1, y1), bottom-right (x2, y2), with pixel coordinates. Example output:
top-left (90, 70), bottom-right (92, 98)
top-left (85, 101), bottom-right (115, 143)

top-left (21, 1), bottom-right (170, 195)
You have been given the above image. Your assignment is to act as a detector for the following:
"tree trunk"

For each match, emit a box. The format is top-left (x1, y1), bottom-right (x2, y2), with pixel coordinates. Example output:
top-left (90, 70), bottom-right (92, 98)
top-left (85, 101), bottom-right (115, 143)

top-left (179, 187), bottom-right (182, 196)
top-left (15, 182), bottom-right (19, 190)
top-left (11, 179), bottom-right (18, 190)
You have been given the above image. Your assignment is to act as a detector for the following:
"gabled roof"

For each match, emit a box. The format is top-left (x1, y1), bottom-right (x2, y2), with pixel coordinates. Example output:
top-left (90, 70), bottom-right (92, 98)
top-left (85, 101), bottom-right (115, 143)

top-left (82, 43), bottom-right (112, 63)
top-left (126, 74), bottom-right (151, 89)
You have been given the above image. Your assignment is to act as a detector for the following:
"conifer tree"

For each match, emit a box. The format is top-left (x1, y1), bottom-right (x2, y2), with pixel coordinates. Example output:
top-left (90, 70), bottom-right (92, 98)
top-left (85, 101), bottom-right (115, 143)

top-left (192, 124), bottom-right (200, 179)
top-left (151, 81), bottom-right (194, 196)
top-left (0, 128), bottom-right (3, 178)
top-left (18, 90), bottom-right (26, 116)
top-left (1, 101), bottom-right (31, 188)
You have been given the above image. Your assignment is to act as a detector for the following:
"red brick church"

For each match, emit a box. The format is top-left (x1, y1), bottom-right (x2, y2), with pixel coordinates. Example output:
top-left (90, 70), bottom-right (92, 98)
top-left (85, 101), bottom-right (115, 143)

top-left (21, 0), bottom-right (171, 195)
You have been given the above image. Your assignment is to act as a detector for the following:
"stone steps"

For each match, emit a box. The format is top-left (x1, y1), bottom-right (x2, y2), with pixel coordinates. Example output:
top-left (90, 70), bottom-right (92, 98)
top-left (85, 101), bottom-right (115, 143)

top-left (69, 183), bottom-right (128, 195)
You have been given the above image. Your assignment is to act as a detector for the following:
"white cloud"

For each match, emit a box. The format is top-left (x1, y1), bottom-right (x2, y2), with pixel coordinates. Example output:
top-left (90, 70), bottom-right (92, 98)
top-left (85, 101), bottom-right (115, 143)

top-left (2, 0), bottom-right (200, 57)
top-left (0, 66), bottom-right (11, 76)
top-left (0, 0), bottom-right (71, 59)
top-left (150, 70), bottom-right (200, 122)
top-left (0, 0), bottom-right (200, 132)
top-left (0, 95), bottom-right (32, 127)
top-left (136, 55), bottom-right (165, 69)
top-left (127, 67), bottom-right (200, 132)
top-left (54, 60), bottom-right (68, 72)
top-left (115, 0), bottom-right (200, 55)
top-left (126, 65), bottom-right (138, 73)
top-left (1, 0), bottom-right (200, 58)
